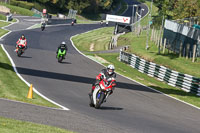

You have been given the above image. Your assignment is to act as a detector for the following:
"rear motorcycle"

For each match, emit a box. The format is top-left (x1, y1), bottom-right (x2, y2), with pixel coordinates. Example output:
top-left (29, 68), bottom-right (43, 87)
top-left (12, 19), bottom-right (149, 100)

top-left (89, 79), bottom-right (113, 109)
top-left (57, 49), bottom-right (66, 63)
top-left (41, 23), bottom-right (46, 31)
top-left (16, 45), bottom-right (25, 57)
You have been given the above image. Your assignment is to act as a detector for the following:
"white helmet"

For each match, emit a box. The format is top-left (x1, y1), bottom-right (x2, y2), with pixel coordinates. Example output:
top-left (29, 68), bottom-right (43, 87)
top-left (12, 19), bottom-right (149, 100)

top-left (107, 65), bottom-right (115, 75)
top-left (61, 41), bottom-right (66, 45)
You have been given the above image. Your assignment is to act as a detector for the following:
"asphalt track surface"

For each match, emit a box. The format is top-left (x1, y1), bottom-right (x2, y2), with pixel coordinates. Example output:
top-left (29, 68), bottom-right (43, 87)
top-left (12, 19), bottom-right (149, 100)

top-left (1, 1), bottom-right (200, 133)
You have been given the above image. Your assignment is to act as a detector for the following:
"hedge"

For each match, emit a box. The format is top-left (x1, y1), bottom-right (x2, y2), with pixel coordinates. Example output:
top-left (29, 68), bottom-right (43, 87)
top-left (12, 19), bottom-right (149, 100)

top-left (10, 0), bottom-right (34, 10)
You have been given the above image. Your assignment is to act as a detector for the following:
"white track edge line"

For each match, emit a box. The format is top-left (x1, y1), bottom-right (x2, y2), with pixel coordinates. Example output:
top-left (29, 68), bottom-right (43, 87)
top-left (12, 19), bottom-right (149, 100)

top-left (0, 44), bottom-right (69, 111)
top-left (69, 31), bottom-right (200, 111)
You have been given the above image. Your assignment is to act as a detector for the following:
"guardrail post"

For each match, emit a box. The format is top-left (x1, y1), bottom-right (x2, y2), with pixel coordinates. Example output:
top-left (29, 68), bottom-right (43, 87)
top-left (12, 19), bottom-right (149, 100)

top-left (157, 31), bottom-right (160, 47)
top-left (186, 43), bottom-right (190, 59)
top-left (151, 27), bottom-right (154, 41)
top-left (192, 44), bottom-right (197, 62)
top-left (163, 38), bottom-right (166, 54)
top-left (179, 42), bottom-right (183, 57)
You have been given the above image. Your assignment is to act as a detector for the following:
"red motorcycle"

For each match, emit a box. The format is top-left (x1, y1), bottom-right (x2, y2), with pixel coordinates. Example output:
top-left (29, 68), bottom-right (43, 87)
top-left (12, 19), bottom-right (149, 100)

top-left (16, 44), bottom-right (26, 57)
top-left (89, 79), bottom-right (113, 109)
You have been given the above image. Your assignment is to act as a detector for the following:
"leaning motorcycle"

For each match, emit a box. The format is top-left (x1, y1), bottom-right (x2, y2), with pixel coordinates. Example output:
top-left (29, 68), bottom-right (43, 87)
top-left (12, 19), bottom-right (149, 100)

top-left (16, 45), bottom-right (25, 57)
top-left (57, 48), bottom-right (66, 63)
top-left (89, 79), bottom-right (113, 109)
top-left (41, 23), bottom-right (46, 31)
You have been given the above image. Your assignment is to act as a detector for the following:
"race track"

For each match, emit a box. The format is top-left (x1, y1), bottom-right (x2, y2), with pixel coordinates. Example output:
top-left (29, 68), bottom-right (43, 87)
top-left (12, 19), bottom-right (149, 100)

top-left (1, 1), bottom-right (200, 133)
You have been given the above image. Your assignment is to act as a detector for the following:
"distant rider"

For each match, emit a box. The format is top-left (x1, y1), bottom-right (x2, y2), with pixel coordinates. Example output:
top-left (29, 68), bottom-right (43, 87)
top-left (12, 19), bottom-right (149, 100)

top-left (16, 34), bottom-right (27, 51)
top-left (89, 65), bottom-right (116, 97)
top-left (56, 41), bottom-right (68, 58)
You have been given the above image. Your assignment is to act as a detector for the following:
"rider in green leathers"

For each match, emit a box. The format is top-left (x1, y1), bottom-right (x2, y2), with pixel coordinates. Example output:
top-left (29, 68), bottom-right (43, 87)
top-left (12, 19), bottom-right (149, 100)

top-left (56, 41), bottom-right (68, 59)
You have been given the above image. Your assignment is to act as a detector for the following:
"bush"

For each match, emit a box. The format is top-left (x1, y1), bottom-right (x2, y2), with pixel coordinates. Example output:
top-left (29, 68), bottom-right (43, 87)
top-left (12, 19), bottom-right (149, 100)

top-left (10, 0), bottom-right (34, 10)
top-left (0, 14), bottom-right (6, 20)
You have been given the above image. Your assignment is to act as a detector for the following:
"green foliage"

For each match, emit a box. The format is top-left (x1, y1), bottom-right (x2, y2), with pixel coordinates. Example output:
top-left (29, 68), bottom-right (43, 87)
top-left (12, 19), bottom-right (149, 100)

top-left (173, 0), bottom-right (199, 19)
top-left (36, 0), bottom-right (49, 3)
top-left (0, 14), bottom-right (6, 20)
top-left (153, 0), bottom-right (200, 24)
top-left (10, 0), bottom-right (34, 10)
top-left (67, 0), bottom-right (90, 14)
top-left (6, 0), bottom-right (120, 15)
top-left (99, 0), bottom-right (113, 10)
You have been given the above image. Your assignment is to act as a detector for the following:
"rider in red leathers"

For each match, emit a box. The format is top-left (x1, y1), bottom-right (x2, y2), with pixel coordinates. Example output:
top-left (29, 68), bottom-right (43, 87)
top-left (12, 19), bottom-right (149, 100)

top-left (16, 34), bottom-right (27, 51)
top-left (89, 65), bottom-right (116, 97)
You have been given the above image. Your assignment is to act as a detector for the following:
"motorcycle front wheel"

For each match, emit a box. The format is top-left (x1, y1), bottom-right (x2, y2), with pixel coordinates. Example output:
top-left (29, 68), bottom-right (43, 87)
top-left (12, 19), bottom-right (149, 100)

top-left (58, 56), bottom-right (63, 63)
top-left (17, 50), bottom-right (22, 57)
top-left (95, 92), bottom-right (105, 109)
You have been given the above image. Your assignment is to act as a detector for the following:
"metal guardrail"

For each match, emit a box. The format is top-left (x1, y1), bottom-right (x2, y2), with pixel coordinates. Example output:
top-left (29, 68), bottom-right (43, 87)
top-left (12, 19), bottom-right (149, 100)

top-left (120, 50), bottom-right (200, 96)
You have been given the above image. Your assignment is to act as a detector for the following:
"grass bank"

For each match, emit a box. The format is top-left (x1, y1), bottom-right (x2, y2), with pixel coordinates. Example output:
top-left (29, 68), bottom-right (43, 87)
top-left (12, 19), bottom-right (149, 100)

top-left (118, 31), bottom-right (200, 77)
top-left (0, 116), bottom-right (74, 133)
top-left (72, 27), bottom-right (114, 51)
top-left (76, 15), bottom-right (99, 24)
top-left (0, 2), bottom-right (34, 16)
top-left (0, 21), bottom-right (9, 36)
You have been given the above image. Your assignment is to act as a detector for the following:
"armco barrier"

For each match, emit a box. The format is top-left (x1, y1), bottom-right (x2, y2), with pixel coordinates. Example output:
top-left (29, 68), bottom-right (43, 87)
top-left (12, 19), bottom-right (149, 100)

top-left (120, 50), bottom-right (200, 96)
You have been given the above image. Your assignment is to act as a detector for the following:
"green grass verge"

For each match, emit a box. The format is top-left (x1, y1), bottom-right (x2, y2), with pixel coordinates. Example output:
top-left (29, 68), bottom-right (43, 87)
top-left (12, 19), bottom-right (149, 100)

top-left (0, 14), bottom-right (6, 21)
top-left (0, 29), bottom-right (9, 37)
top-left (0, 21), bottom-right (57, 108)
top-left (76, 15), bottom-right (98, 24)
top-left (0, 116), bottom-right (74, 133)
top-left (0, 2), bottom-right (34, 16)
top-left (0, 21), bottom-right (10, 27)
top-left (72, 27), bottom-right (114, 52)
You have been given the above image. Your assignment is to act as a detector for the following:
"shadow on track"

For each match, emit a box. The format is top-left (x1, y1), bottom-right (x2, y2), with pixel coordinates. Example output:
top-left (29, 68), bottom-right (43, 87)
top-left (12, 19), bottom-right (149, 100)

top-left (99, 106), bottom-right (123, 110)
top-left (19, 56), bottom-right (32, 59)
top-left (15, 66), bottom-right (158, 93)
top-left (59, 61), bottom-right (71, 64)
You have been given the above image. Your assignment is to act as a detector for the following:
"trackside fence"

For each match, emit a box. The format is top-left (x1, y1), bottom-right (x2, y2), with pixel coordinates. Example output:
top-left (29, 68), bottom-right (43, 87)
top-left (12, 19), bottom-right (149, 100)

top-left (120, 50), bottom-right (200, 96)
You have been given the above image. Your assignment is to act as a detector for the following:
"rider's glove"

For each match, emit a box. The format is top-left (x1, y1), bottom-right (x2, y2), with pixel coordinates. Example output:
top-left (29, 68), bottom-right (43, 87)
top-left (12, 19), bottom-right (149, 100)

top-left (100, 75), bottom-right (104, 80)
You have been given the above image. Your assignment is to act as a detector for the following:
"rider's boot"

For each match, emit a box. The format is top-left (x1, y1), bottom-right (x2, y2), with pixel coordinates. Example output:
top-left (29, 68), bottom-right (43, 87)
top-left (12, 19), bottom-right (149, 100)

top-left (88, 85), bottom-right (95, 97)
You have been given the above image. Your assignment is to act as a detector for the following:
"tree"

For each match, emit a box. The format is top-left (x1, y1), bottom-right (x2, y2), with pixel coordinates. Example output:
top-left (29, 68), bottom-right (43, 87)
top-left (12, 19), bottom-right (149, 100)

top-left (67, 0), bottom-right (90, 14)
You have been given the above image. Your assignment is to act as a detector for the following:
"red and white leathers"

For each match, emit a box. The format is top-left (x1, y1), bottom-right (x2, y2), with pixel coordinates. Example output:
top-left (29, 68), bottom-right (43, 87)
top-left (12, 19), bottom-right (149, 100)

top-left (16, 37), bottom-right (27, 47)
top-left (92, 69), bottom-right (116, 93)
